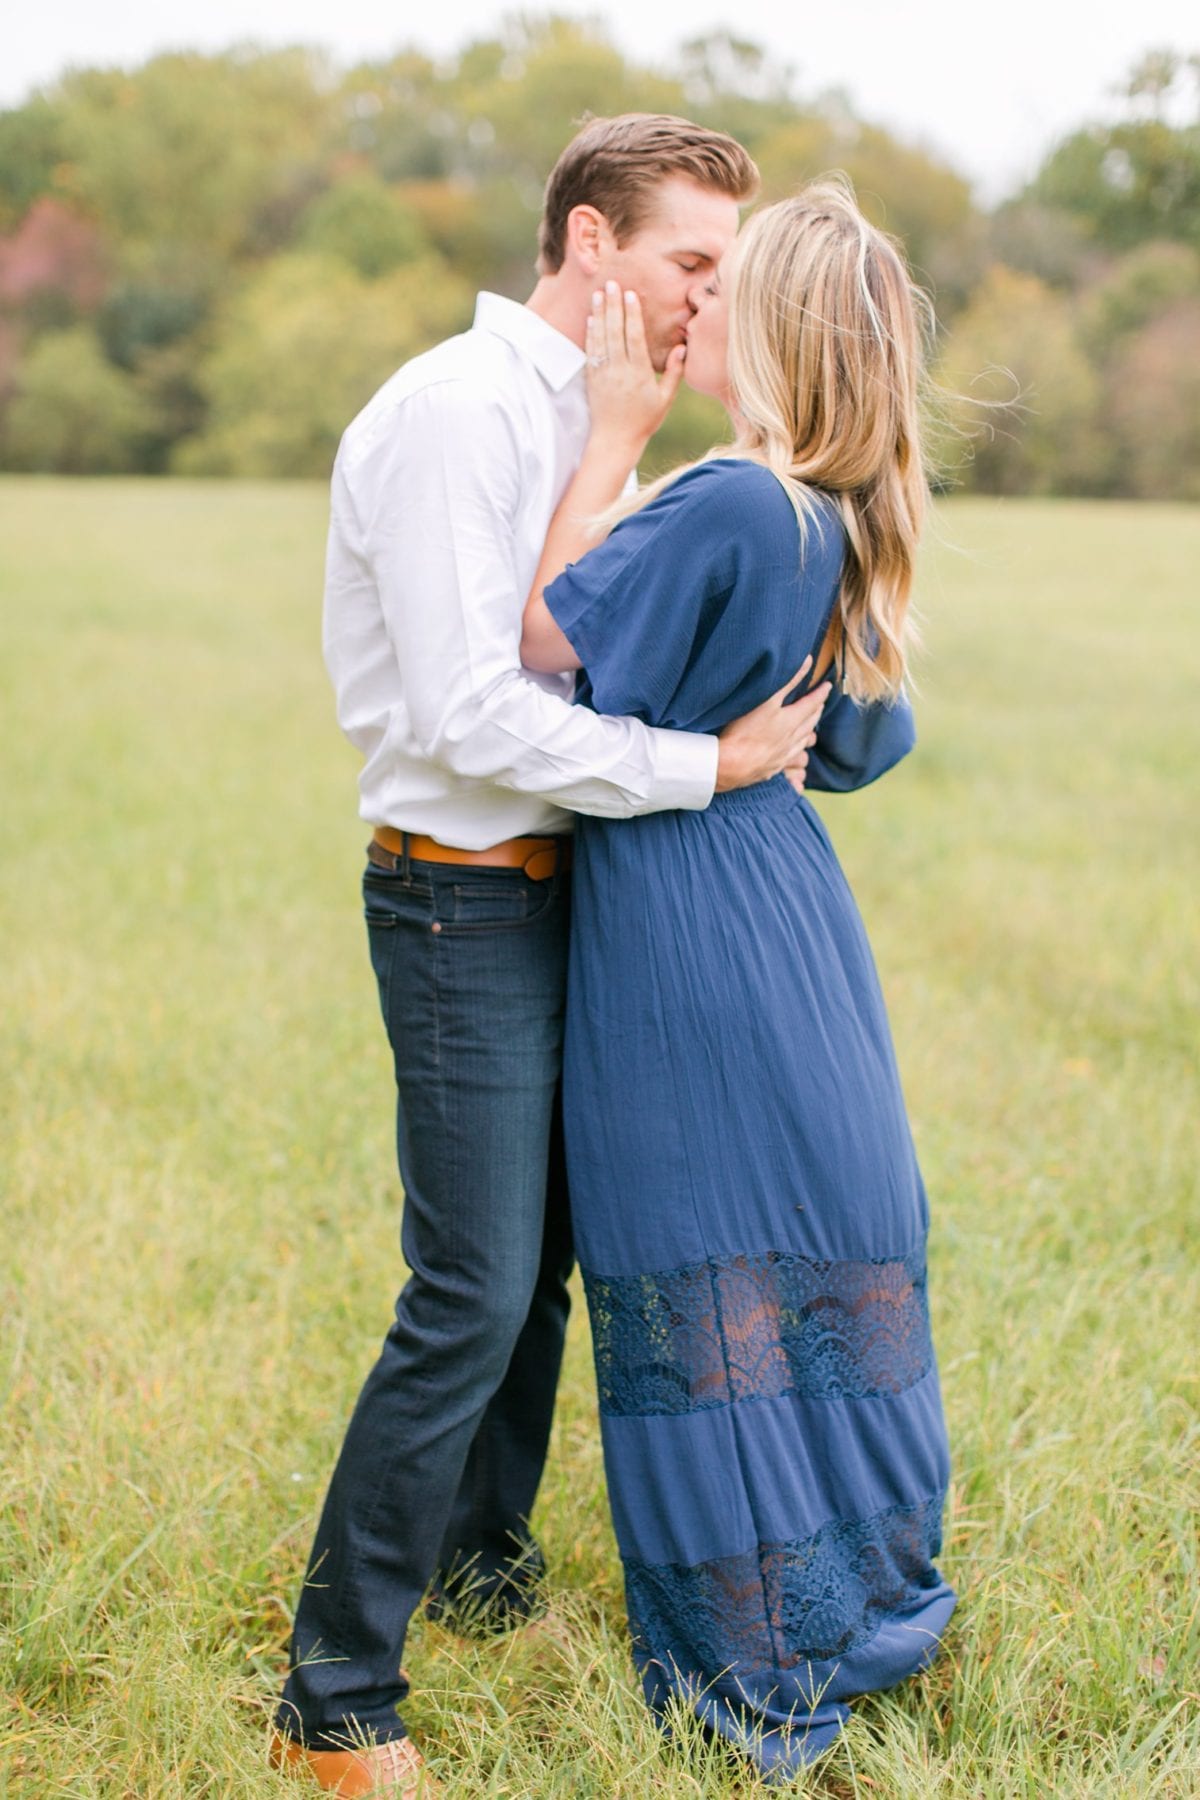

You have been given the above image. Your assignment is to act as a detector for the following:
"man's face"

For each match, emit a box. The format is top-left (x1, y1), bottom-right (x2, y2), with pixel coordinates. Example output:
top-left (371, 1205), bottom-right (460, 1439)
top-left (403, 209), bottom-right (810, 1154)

top-left (599, 176), bottom-right (741, 371)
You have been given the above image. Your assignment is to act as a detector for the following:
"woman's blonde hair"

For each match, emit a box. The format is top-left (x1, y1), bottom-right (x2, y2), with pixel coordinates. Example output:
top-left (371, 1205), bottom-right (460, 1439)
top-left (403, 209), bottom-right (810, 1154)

top-left (631, 178), bottom-right (934, 702)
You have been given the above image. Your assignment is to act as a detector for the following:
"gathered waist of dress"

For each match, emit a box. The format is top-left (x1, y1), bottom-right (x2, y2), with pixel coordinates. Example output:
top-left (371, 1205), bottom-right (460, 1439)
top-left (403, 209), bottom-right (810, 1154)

top-left (707, 771), bottom-right (805, 816)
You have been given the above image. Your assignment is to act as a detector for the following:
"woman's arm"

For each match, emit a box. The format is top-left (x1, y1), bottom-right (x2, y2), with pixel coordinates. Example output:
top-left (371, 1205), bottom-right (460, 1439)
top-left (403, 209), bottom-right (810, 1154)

top-left (521, 282), bottom-right (686, 673)
top-left (804, 688), bottom-right (916, 791)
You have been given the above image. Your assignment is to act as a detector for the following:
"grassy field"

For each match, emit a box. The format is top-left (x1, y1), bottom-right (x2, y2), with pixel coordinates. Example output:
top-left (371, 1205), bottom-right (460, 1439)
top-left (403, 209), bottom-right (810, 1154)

top-left (1, 480), bottom-right (1197, 1799)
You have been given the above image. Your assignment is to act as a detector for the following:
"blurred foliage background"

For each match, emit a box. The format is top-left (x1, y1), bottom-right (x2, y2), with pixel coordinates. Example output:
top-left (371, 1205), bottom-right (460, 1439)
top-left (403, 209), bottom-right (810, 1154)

top-left (0, 17), bottom-right (1197, 493)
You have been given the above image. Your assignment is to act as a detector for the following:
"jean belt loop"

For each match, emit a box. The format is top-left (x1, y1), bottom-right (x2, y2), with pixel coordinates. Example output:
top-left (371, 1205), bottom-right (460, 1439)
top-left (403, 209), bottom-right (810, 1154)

top-left (401, 831), bottom-right (412, 884)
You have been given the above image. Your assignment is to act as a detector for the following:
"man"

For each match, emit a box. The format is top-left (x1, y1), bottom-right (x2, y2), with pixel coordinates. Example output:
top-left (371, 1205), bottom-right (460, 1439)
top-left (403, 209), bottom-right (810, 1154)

top-left (272, 114), bottom-right (828, 1799)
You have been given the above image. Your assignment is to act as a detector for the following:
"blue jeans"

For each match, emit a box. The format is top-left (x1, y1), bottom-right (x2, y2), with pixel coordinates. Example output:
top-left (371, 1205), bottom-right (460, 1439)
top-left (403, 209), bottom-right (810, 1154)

top-left (277, 852), bottom-right (573, 1747)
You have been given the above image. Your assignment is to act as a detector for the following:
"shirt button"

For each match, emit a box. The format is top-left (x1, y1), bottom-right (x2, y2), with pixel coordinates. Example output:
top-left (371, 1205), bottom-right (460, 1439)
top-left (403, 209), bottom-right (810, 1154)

top-left (431, 921), bottom-right (442, 934)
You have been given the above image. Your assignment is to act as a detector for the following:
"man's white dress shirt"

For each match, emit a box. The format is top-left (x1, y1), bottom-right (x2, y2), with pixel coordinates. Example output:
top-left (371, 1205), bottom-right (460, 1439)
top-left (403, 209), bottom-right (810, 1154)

top-left (322, 291), bottom-right (719, 850)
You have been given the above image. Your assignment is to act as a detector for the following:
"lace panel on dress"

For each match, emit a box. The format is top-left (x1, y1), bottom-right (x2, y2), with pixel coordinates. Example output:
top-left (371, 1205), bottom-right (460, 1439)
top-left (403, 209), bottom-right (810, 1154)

top-left (626, 1493), bottom-right (946, 1670)
top-left (585, 1249), bottom-right (932, 1417)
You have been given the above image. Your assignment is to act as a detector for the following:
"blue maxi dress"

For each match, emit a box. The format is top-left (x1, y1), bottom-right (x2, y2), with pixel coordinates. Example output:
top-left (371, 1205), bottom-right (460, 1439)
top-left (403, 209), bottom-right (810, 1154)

top-left (544, 460), bottom-right (955, 1780)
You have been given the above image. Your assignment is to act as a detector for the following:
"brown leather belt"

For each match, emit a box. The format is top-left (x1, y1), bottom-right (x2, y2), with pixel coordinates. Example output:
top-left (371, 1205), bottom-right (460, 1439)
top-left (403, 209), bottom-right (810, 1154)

top-left (372, 826), bottom-right (572, 882)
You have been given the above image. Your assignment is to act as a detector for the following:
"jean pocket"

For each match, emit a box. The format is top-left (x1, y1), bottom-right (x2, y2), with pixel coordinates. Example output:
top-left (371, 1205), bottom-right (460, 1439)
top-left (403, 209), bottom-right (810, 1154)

top-left (362, 868), bottom-right (434, 929)
top-left (438, 876), bottom-right (555, 934)
top-left (364, 904), bottom-right (399, 928)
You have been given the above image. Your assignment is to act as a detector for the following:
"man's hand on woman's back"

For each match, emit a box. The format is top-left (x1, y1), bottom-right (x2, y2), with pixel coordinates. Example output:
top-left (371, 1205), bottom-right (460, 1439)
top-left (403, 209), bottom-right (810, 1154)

top-left (715, 658), bottom-right (831, 793)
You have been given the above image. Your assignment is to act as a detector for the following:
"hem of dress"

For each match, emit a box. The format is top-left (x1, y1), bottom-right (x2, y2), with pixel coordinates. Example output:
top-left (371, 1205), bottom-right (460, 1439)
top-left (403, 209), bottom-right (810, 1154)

top-left (632, 1582), bottom-right (957, 1783)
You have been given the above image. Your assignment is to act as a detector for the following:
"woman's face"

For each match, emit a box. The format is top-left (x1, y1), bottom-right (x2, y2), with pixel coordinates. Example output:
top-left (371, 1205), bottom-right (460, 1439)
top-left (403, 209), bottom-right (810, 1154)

top-left (682, 250), bottom-right (732, 407)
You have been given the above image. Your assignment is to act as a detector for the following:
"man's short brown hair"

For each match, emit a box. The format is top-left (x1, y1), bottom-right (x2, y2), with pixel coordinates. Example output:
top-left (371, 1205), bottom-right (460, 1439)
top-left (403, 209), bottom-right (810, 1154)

top-left (537, 113), bottom-right (759, 275)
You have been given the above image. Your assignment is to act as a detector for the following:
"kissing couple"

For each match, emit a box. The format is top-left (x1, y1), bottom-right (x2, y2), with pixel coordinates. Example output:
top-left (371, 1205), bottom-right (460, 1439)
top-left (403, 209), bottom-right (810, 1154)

top-left (271, 111), bottom-right (955, 1796)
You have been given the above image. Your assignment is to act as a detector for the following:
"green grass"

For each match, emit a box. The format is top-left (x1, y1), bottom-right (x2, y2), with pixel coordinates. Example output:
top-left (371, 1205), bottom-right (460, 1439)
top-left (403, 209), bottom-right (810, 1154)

top-left (1, 481), bottom-right (1197, 1798)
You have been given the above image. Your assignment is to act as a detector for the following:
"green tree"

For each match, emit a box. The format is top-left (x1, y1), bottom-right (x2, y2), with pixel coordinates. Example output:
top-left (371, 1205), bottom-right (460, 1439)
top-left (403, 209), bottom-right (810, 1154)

top-left (1080, 239), bottom-right (1200, 351)
top-left (129, 339), bottom-right (208, 473)
top-left (4, 32), bottom-right (1193, 496)
top-left (754, 114), bottom-right (978, 308)
top-left (434, 16), bottom-right (689, 291)
top-left (174, 253), bottom-right (472, 476)
top-left (392, 179), bottom-right (502, 291)
top-left (0, 98), bottom-right (65, 231)
top-left (337, 51), bottom-right (457, 184)
top-left (986, 200), bottom-right (1097, 291)
top-left (448, 16), bottom-right (685, 192)
top-left (940, 266), bottom-right (1103, 494)
top-left (97, 278), bottom-right (209, 371)
top-left (1028, 49), bottom-right (1200, 251)
top-left (329, 21), bottom-right (688, 299)
top-left (641, 386), bottom-right (730, 479)
top-left (1, 326), bottom-right (152, 471)
top-left (297, 172), bottom-right (429, 277)
top-left (674, 31), bottom-right (799, 152)
top-left (52, 50), bottom-right (335, 265)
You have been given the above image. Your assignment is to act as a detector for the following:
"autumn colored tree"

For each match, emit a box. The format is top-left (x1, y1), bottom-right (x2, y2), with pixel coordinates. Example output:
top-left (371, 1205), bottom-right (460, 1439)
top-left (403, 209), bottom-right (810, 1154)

top-left (1108, 298), bottom-right (1200, 497)
top-left (940, 266), bottom-right (1103, 495)
top-left (0, 30), bottom-right (1193, 490)
top-left (1082, 243), bottom-right (1200, 498)
top-left (0, 197), bottom-right (109, 329)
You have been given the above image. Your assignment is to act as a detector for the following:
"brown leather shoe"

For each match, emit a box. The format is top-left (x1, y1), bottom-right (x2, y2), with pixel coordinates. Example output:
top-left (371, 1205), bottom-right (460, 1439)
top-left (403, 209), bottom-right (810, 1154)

top-left (269, 1731), bottom-right (439, 1797)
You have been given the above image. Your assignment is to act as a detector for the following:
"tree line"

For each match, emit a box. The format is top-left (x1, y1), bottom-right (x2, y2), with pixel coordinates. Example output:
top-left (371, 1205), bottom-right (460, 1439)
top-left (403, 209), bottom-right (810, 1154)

top-left (0, 21), bottom-right (1196, 496)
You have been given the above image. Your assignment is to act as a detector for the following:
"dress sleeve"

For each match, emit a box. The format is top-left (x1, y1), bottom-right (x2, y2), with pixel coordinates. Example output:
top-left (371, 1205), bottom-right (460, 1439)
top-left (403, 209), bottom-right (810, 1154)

top-left (543, 461), bottom-right (844, 731)
top-left (803, 688), bottom-right (916, 791)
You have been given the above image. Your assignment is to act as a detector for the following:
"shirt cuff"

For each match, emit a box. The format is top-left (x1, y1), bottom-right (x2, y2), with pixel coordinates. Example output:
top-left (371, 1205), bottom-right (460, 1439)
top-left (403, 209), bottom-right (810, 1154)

top-left (646, 727), bottom-right (718, 812)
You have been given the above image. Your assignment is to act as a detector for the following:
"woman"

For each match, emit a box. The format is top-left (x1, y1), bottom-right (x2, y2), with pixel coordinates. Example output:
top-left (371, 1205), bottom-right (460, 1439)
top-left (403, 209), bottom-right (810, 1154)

top-left (522, 181), bottom-right (955, 1780)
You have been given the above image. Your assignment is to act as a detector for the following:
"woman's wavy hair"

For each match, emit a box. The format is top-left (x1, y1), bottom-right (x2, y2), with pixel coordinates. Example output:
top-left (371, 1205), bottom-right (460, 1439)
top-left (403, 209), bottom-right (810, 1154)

top-left (628, 178), bottom-right (935, 702)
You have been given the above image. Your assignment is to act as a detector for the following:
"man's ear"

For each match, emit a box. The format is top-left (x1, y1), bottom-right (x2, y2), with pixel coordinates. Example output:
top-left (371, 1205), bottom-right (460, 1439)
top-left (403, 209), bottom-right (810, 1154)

top-left (563, 204), bottom-right (613, 278)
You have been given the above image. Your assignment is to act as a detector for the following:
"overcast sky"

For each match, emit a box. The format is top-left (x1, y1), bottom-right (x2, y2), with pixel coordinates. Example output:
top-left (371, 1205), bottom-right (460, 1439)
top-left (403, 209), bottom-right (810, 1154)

top-left (7, 1), bottom-right (1198, 200)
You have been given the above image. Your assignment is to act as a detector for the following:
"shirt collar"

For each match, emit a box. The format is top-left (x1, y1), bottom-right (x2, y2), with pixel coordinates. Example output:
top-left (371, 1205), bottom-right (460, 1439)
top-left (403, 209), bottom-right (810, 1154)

top-left (473, 291), bottom-right (585, 394)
